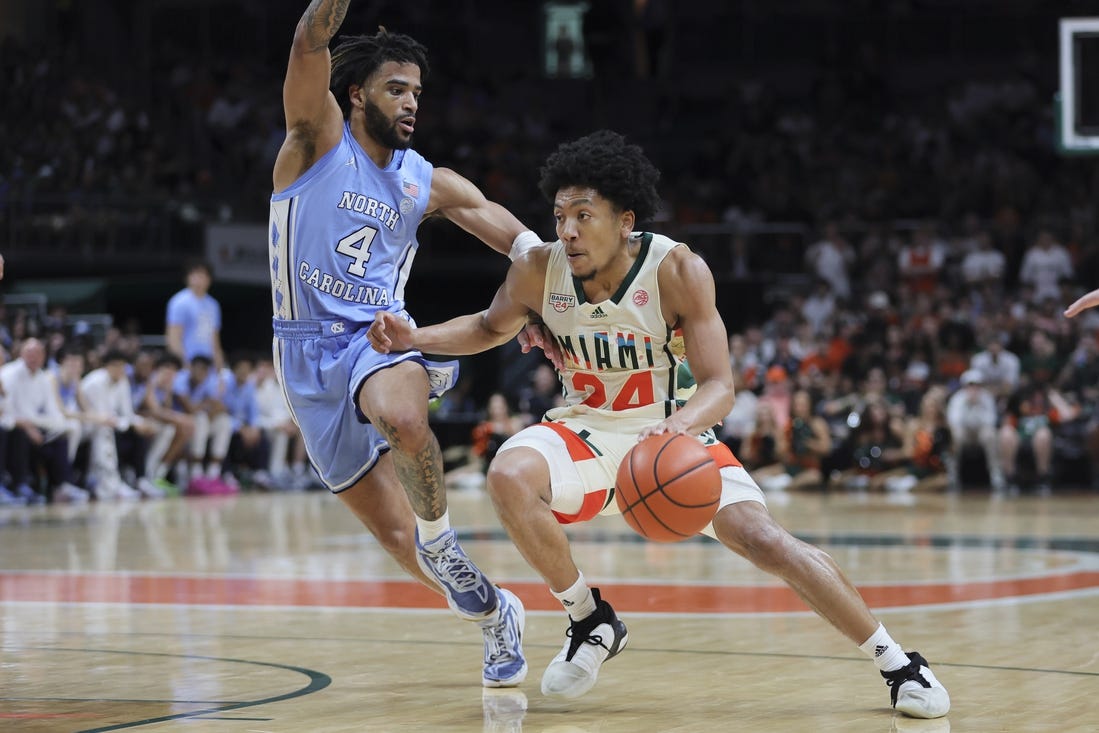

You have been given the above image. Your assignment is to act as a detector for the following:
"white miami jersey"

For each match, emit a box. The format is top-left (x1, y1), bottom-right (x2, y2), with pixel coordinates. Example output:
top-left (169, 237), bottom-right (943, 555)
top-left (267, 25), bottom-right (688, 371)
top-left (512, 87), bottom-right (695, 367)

top-left (542, 232), bottom-right (689, 422)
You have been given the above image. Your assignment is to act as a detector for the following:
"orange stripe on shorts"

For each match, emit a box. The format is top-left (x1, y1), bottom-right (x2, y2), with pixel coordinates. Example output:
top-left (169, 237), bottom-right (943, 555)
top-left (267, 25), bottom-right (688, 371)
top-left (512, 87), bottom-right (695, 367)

top-left (540, 421), bottom-right (611, 524)
top-left (708, 441), bottom-right (742, 469)
top-left (541, 420), bottom-right (598, 462)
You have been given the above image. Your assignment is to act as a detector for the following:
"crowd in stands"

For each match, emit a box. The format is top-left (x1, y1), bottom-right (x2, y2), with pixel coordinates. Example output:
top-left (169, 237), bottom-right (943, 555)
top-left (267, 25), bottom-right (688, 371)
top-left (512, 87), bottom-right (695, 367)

top-left (0, 312), bottom-right (318, 505)
top-left (705, 220), bottom-right (1099, 497)
top-left (2, 4), bottom-right (1099, 500)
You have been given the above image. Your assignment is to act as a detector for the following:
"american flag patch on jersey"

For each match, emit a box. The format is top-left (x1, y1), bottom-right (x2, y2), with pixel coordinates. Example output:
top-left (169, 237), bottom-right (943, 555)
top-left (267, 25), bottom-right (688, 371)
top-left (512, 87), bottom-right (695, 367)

top-left (402, 180), bottom-right (420, 198)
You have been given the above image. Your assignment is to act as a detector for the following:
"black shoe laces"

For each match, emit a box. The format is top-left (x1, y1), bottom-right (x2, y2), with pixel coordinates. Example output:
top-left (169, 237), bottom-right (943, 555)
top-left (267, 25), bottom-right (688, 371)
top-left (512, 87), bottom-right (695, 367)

top-left (563, 606), bottom-right (611, 661)
top-left (882, 654), bottom-right (931, 706)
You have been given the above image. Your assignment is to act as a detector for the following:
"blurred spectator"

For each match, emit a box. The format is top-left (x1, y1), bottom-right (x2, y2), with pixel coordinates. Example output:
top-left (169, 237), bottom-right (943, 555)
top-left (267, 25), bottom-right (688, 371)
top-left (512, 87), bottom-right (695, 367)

top-left (754, 389), bottom-right (831, 491)
top-left (719, 368), bottom-right (758, 455)
top-left (886, 387), bottom-right (952, 493)
top-left (999, 383), bottom-right (1079, 494)
top-left (960, 230), bottom-right (1006, 289)
top-left (831, 398), bottom-right (907, 491)
top-left (897, 224), bottom-right (946, 295)
top-left (0, 339), bottom-right (88, 503)
top-left (253, 357), bottom-right (311, 488)
top-left (757, 365), bottom-right (792, 434)
top-left (945, 369), bottom-right (1005, 493)
top-left (801, 279), bottom-right (836, 337)
top-left (173, 354), bottom-right (235, 494)
top-left (741, 401), bottom-right (781, 470)
top-left (517, 363), bottom-right (563, 426)
top-left (1018, 230), bottom-right (1073, 304)
top-left (470, 393), bottom-right (523, 470)
top-left (79, 350), bottom-right (162, 500)
top-left (1020, 330), bottom-right (1061, 387)
top-left (52, 348), bottom-right (93, 465)
top-left (728, 333), bottom-right (762, 389)
top-left (138, 352), bottom-right (193, 493)
top-left (166, 259), bottom-right (225, 369)
top-left (804, 222), bottom-right (855, 302)
top-left (222, 353), bottom-right (267, 489)
top-left (969, 332), bottom-right (1021, 400)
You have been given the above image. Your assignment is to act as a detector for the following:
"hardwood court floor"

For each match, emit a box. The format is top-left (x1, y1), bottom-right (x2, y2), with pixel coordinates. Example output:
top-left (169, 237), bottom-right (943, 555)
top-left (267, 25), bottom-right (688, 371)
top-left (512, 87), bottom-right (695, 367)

top-left (2, 487), bottom-right (1099, 732)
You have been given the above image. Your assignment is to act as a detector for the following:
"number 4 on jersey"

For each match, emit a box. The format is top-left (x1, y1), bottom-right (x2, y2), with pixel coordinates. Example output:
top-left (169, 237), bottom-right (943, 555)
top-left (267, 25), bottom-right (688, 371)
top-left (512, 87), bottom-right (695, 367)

top-left (336, 224), bottom-right (379, 277)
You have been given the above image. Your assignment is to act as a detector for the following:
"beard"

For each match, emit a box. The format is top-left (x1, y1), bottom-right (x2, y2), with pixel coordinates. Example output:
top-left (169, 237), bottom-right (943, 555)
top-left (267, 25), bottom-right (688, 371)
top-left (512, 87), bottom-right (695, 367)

top-left (364, 98), bottom-right (411, 150)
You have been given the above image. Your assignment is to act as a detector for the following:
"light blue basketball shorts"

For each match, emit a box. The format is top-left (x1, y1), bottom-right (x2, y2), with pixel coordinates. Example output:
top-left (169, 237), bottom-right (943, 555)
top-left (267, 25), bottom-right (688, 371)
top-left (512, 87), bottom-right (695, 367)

top-left (272, 317), bottom-right (458, 492)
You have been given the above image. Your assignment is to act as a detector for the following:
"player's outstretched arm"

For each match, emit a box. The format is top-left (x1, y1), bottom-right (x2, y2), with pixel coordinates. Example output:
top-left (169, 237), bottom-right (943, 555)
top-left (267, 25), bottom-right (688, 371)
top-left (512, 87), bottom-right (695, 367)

top-left (368, 253), bottom-right (543, 356)
top-left (1065, 287), bottom-right (1099, 318)
top-left (274, 0), bottom-right (348, 190)
top-left (426, 167), bottom-right (534, 256)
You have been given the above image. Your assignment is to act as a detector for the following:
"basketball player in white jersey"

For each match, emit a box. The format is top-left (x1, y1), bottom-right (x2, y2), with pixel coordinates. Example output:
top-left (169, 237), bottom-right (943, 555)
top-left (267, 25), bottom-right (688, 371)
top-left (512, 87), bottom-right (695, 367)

top-left (270, 0), bottom-right (548, 687)
top-left (368, 131), bottom-right (950, 719)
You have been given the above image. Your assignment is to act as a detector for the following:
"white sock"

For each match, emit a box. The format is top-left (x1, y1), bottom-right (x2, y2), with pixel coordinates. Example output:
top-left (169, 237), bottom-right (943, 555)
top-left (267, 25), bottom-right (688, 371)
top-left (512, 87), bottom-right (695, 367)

top-left (207, 461), bottom-right (221, 478)
top-left (154, 463), bottom-right (169, 481)
top-left (858, 623), bottom-right (911, 672)
top-left (552, 571), bottom-right (597, 621)
top-left (416, 512), bottom-right (451, 543)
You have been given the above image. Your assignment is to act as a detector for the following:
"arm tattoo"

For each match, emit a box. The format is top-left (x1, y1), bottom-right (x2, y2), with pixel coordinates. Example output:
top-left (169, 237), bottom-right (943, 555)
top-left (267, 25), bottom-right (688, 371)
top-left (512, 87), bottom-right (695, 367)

top-left (301, 0), bottom-right (351, 51)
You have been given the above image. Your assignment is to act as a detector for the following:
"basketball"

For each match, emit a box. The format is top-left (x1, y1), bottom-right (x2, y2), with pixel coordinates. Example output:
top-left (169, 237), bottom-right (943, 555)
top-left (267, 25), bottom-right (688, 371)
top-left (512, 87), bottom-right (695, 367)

top-left (614, 433), bottom-right (722, 543)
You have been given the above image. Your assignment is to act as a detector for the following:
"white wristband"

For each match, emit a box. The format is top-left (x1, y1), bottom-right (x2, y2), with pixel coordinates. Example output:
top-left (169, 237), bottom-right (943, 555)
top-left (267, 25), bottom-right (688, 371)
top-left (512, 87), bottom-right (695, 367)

top-left (509, 230), bottom-right (542, 261)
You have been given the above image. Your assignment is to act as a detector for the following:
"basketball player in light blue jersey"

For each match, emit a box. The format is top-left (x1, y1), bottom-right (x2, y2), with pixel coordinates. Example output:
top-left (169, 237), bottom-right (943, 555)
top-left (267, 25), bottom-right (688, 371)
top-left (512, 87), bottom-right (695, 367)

top-left (166, 260), bottom-right (225, 370)
top-left (268, 0), bottom-right (538, 688)
top-left (368, 131), bottom-right (951, 719)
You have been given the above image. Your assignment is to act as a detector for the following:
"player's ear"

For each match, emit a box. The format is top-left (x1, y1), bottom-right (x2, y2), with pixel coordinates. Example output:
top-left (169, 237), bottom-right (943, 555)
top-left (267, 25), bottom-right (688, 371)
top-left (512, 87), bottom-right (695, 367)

top-left (348, 83), bottom-right (364, 110)
top-left (620, 209), bottom-right (635, 237)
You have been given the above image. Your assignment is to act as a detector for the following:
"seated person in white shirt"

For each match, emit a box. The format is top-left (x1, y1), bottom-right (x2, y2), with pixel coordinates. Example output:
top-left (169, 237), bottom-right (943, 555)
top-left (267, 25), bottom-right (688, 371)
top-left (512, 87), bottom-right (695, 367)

top-left (173, 354), bottom-right (234, 492)
top-left (80, 350), bottom-right (165, 500)
top-left (52, 348), bottom-right (92, 465)
top-left (254, 357), bottom-right (311, 489)
top-left (0, 338), bottom-right (88, 504)
top-left (946, 369), bottom-right (1007, 493)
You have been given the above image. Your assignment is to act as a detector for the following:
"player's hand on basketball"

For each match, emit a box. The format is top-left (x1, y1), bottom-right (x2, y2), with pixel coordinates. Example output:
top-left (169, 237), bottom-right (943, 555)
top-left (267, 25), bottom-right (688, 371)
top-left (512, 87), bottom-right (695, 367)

top-left (638, 414), bottom-right (692, 442)
top-left (518, 321), bottom-right (563, 371)
top-left (367, 311), bottom-right (414, 353)
top-left (1065, 287), bottom-right (1099, 318)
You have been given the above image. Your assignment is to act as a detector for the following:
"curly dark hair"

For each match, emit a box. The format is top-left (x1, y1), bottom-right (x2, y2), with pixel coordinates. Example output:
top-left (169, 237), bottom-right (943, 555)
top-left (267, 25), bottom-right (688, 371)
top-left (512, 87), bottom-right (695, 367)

top-left (537, 130), bottom-right (662, 224)
top-left (330, 28), bottom-right (429, 119)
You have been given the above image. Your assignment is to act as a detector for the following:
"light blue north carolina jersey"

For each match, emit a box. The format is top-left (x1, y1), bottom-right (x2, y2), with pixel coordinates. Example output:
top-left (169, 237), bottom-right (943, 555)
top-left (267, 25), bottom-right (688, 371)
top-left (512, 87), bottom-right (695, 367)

top-left (268, 121), bottom-right (433, 322)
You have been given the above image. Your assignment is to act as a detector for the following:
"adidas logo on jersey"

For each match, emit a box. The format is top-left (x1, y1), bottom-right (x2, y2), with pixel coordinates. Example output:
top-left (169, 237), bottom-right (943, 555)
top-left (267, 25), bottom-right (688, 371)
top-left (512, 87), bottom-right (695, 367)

top-left (590, 306), bottom-right (608, 319)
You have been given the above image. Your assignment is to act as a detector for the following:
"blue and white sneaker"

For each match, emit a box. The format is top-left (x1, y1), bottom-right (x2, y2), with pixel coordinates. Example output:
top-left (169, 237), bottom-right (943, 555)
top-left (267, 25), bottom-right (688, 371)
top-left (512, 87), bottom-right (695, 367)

top-left (416, 528), bottom-right (496, 620)
top-left (480, 587), bottom-right (527, 688)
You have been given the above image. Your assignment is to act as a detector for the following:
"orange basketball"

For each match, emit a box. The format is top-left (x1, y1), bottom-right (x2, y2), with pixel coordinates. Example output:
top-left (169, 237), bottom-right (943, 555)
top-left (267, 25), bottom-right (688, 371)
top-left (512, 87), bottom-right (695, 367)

top-left (614, 433), bottom-right (722, 543)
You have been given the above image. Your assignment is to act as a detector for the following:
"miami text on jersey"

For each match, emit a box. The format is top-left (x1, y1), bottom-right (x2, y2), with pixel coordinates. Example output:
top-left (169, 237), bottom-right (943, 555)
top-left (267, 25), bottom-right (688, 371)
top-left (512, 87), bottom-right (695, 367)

top-left (556, 330), bottom-right (658, 371)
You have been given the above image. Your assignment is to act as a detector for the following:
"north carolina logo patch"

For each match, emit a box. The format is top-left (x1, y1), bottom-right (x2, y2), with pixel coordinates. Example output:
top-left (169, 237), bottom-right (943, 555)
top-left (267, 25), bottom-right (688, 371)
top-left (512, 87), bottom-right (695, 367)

top-left (549, 292), bottom-right (576, 312)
